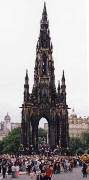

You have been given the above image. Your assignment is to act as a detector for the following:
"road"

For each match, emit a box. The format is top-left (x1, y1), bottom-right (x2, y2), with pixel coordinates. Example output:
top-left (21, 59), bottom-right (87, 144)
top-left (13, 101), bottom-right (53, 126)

top-left (0, 167), bottom-right (86, 180)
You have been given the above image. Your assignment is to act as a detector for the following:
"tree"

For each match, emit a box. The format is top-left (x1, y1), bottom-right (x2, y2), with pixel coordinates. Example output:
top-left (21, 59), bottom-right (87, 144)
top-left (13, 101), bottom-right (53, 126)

top-left (85, 148), bottom-right (89, 154)
top-left (0, 140), bottom-right (4, 154)
top-left (38, 128), bottom-right (47, 138)
top-left (81, 131), bottom-right (89, 146)
top-left (69, 137), bottom-right (82, 155)
top-left (38, 128), bottom-right (47, 144)
top-left (0, 127), bottom-right (21, 154)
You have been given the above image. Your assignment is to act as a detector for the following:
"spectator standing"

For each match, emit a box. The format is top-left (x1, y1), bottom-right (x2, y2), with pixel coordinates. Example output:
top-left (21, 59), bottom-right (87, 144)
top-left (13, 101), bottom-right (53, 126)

top-left (82, 162), bottom-right (88, 178)
top-left (12, 164), bottom-right (16, 178)
top-left (45, 165), bottom-right (52, 180)
top-left (2, 164), bottom-right (7, 178)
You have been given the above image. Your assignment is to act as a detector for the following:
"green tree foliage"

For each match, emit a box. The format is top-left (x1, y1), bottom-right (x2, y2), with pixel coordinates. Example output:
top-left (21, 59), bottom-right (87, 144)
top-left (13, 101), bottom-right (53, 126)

top-left (81, 131), bottom-right (89, 145)
top-left (70, 132), bottom-right (89, 155)
top-left (38, 128), bottom-right (47, 144)
top-left (69, 137), bottom-right (82, 155)
top-left (0, 127), bottom-right (21, 154)
top-left (85, 148), bottom-right (89, 154)
top-left (38, 128), bottom-right (47, 138)
top-left (0, 127), bottom-right (47, 154)
top-left (0, 140), bottom-right (4, 154)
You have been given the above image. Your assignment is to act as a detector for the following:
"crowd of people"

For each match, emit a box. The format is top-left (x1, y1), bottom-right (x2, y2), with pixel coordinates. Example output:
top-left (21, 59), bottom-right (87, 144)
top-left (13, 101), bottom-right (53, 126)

top-left (0, 141), bottom-right (89, 179)
top-left (0, 150), bottom-right (83, 179)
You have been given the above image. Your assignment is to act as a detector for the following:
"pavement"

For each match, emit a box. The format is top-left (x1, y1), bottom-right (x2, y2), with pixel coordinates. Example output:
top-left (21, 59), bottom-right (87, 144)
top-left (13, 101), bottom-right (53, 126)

top-left (0, 167), bottom-right (87, 180)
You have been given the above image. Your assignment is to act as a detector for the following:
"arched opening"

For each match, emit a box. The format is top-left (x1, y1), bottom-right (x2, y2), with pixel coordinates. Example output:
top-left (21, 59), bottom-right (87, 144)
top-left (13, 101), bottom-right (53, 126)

top-left (38, 117), bottom-right (48, 145)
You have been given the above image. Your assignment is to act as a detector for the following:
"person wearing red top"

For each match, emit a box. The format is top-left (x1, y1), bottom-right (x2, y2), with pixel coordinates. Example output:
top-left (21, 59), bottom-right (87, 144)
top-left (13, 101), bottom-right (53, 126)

top-left (45, 165), bottom-right (52, 180)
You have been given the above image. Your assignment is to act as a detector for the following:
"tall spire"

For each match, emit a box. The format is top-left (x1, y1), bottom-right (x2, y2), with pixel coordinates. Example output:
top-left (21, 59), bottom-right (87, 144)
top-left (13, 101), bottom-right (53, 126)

top-left (42, 2), bottom-right (47, 22)
top-left (25, 69), bottom-right (28, 81)
top-left (38, 2), bottom-right (51, 49)
top-left (62, 70), bottom-right (65, 83)
top-left (61, 70), bottom-right (66, 87)
top-left (61, 70), bottom-right (66, 104)
top-left (61, 70), bottom-right (66, 92)
top-left (43, 2), bottom-right (47, 13)
top-left (24, 70), bottom-right (29, 102)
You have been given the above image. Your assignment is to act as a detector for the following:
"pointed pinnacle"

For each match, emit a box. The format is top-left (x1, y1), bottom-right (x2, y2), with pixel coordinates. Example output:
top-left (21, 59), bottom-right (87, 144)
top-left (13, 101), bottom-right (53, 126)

top-left (62, 70), bottom-right (65, 81)
top-left (25, 69), bottom-right (28, 80)
top-left (42, 2), bottom-right (47, 21)
top-left (26, 69), bottom-right (28, 75)
top-left (43, 2), bottom-right (47, 13)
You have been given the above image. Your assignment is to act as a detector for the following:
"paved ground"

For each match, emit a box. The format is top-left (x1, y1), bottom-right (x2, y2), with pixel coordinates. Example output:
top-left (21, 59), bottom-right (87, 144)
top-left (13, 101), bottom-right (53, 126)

top-left (0, 167), bottom-right (87, 180)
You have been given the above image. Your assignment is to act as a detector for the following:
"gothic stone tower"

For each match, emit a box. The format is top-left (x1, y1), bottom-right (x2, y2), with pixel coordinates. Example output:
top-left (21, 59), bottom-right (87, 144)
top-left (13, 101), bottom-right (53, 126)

top-left (21, 3), bottom-right (69, 150)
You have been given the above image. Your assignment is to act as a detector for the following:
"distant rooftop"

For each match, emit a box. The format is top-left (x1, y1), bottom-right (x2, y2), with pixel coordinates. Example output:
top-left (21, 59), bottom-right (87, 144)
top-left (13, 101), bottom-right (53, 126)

top-left (4, 112), bottom-right (11, 121)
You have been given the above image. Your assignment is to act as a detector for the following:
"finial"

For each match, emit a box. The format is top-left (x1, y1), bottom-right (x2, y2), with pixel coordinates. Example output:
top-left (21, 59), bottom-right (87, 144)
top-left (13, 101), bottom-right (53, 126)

top-left (26, 69), bottom-right (28, 76)
top-left (63, 70), bottom-right (64, 76)
top-left (62, 70), bottom-right (65, 81)
top-left (25, 69), bottom-right (28, 80)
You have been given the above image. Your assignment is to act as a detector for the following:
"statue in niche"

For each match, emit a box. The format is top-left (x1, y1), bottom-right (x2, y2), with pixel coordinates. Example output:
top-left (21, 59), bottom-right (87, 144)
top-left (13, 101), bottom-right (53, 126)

top-left (41, 85), bottom-right (47, 97)
top-left (42, 53), bottom-right (47, 74)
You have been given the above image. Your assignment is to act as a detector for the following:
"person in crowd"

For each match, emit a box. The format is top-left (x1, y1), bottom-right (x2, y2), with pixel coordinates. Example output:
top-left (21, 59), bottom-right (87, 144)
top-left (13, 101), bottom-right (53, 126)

top-left (12, 163), bottom-right (16, 178)
top-left (15, 164), bottom-right (19, 177)
top-left (82, 162), bottom-right (88, 178)
top-left (36, 168), bottom-right (42, 180)
top-left (2, 163), bottom-right (7, 178)
top-left (45, 165), bottom-right (52, 180)
top-left (7, 160), bottom-right (13, 175)
top-left (0, 159), bottom-right (2, 174)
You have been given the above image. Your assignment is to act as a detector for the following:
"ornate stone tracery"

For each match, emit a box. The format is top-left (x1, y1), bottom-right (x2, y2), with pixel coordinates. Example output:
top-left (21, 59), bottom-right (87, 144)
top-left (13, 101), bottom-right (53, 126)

top-left (21, 3), bottom-right (69, 149)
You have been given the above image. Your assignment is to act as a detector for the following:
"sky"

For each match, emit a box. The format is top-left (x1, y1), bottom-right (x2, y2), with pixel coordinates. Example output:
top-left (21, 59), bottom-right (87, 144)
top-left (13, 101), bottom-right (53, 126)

top-left (0, 0), bottom-right (89, 125)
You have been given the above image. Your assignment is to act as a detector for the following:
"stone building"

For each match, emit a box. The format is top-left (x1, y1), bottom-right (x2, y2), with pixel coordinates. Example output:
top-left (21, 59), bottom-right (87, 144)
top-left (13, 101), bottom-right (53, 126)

top-left (21, 3), bottom-right (69, 149)
top-left (69, 110), bottom-right (89, 137)
top-left (0, 113), bottom-right (21, 140)
top-left (3, 113), bottom-right (11, 132)
top-left (44, 123), bottom-right (48, 131)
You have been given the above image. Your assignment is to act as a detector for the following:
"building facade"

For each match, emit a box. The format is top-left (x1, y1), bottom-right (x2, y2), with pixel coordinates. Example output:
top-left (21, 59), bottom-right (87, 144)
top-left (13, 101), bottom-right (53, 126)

top-left (0, 113), bottom-right (21, 140)
top-left (69, 110), bottom-right (89, 137)
top-left (21, 3), bottom-right (69, 149)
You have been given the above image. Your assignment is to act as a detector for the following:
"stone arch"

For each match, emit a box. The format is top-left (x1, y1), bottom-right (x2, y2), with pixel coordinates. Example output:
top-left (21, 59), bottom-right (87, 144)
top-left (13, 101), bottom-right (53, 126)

top-left (26, 110), bottom-right (57, 148)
